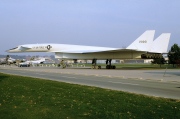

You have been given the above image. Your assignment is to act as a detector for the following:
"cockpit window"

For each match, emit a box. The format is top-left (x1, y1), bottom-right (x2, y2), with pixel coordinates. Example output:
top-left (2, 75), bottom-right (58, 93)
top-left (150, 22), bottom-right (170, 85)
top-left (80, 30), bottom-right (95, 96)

top-left (9, 47), bottom-right (18, 50)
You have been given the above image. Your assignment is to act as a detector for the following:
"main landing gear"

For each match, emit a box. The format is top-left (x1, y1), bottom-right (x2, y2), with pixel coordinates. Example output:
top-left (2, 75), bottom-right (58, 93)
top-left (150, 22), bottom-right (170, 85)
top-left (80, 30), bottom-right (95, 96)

top-left (91, 59), bottom-right (101, 69)
top-left (91, 59), bottom-right (116, 69)
top-left (106, 59), bottom-right (116, 69)
top-left (59, 60), bottom-right (67, 68)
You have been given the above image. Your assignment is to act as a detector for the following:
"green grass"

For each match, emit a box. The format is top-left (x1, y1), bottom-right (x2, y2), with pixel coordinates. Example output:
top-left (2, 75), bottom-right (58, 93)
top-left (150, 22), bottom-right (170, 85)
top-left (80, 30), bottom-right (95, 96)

top-left (0, 73), bottom-right (179, 119)
top-left (115, 64), bottom-right (171, 69)
top-left (83, 63), bottom-right (180, 69)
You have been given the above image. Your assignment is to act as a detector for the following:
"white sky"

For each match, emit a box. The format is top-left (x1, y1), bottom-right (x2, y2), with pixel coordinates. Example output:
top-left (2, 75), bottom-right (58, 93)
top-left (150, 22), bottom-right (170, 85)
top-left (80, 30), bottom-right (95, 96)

top-left (0, 0), bottom-right (180, 56)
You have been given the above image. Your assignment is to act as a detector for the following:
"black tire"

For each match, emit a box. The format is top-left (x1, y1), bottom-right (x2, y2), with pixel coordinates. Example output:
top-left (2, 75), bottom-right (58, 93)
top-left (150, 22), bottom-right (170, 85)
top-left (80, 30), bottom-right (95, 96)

top-left (112, 65), bottom-right (116, 69)
top-left (106, 65), bottom-right (110, 69)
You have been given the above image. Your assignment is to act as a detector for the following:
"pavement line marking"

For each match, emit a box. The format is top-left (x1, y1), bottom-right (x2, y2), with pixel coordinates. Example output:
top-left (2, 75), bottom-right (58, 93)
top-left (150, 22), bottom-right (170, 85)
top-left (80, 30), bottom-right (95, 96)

top-left (113, 76), bottom-right (125, 78)
top-left (108, 81), bottom-right (139, 86)
top-left (36, 73), bottom-right (45, 75)
top-left (127, 77), bottom-right (142, 80)
top-left (19, 72), bottom-right (27, 73)
top-left (168, 80), bottom-right (180, 83)
top-left (145, 79), bottom-right (163, 81)
top-left (61, 76), bottom-right (77, 79)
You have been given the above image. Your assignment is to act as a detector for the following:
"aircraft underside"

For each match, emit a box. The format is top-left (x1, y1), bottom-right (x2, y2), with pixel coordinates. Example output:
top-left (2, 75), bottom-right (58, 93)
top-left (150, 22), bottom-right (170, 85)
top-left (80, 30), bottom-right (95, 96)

top-left (55, 51), bottom-right (144, 60)
top-left (55, 52), bottom-right (163, 69)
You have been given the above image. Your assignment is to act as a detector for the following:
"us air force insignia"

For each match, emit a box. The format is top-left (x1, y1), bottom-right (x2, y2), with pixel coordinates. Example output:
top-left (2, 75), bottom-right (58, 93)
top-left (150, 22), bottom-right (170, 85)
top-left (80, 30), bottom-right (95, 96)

top-left (47, 45), bottom-right (52, 50)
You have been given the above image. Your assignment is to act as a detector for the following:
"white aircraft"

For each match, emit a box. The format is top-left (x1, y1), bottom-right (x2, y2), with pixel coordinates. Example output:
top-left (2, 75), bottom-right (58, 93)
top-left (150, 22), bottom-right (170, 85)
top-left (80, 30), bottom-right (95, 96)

top-left (28, 58), bottom-right (45, 64)
top-left (18, 58), bottom-right (45, 67)
top-left (0, 57), bottom-right (16, 64)
top-left (0, 58), bottom-right (7, 65)
top-left (8, 57), bottom-right (16, 64)
top-left (7, 30), bottom-right (171, 69)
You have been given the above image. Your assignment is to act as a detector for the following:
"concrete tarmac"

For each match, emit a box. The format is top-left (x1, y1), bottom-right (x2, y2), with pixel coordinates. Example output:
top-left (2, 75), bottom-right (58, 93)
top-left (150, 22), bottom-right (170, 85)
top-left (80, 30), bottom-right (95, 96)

top-left (0, 65), bottom-right (180, 100)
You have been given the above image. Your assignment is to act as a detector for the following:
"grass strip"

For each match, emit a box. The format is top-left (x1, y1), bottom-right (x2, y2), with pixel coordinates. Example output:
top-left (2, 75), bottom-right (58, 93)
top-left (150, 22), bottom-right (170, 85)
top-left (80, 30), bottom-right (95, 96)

top-left (83, 63), bottom-right (180, 70)
top-left (0, 73), bottom-right (179, 119)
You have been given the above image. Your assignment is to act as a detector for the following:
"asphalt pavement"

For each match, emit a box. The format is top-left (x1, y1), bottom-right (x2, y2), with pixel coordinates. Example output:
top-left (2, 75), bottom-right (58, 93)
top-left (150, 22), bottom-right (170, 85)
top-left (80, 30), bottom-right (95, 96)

top-left (0, 65), bottom-right (180, 100)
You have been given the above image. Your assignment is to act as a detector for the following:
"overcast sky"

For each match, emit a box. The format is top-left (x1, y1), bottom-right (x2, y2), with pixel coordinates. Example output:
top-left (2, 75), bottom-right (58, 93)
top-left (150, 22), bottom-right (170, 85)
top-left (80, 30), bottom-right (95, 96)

top-left (0, 0), bottom-right (180, 56)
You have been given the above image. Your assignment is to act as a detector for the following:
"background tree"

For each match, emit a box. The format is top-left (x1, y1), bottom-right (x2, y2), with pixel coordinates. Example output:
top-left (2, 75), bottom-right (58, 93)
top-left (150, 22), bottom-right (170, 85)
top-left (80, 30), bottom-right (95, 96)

top-left (5, 55), bottom-right (10, 65)
top-left (151, 58), bottom-right (166, 68)
top-left (168, 44), bottom-right (180, 67)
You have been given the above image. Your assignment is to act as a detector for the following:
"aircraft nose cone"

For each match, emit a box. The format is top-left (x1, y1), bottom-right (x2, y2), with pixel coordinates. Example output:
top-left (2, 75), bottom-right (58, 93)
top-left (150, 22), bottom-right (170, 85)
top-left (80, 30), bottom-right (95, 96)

top-left (6, 50), bottom-right (11, 52)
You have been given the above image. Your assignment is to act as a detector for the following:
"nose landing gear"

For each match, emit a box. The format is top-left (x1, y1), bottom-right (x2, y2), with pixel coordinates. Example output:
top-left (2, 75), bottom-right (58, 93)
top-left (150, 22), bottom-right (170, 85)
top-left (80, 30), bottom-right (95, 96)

top-left (91, 59), bottom-right (101, 69)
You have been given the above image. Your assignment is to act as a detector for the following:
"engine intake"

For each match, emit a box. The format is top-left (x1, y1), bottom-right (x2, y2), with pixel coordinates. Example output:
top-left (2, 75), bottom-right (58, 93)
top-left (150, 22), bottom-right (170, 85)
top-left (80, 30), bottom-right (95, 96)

top-left (141, 53), bottom-right (163, 59)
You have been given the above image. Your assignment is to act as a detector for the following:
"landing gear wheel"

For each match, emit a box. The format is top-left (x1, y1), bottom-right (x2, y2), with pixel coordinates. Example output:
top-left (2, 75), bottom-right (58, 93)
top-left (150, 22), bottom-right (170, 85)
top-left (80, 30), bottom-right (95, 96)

top-left (106, 65), bottom-right (116, 69)
top-left (112, 65), bottom-right (116, 69)
top-left (106, 65), bottom-right (110, 69)
top-left (91, 66), bottom-right (95, 69)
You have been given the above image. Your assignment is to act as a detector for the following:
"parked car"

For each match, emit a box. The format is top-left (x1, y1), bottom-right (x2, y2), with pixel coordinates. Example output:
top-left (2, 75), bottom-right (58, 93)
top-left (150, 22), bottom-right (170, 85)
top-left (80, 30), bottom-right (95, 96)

top-left (18, 62), bottom-right (30, 67)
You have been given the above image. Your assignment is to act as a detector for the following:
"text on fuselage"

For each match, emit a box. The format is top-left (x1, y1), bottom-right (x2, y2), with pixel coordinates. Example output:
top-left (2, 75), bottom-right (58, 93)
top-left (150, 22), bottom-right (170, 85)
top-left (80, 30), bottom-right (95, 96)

top-left (139, 40), bottom-right (147, 43)
top-left (32, 45), bottom-right (52, 50)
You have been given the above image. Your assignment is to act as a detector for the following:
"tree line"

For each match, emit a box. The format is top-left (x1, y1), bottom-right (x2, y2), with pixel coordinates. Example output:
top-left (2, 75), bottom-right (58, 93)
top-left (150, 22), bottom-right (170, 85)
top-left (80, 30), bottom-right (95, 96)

top-left (152, 44), bottom-right (180, 68)
top-left (168, 44), bottom-right (180, 67)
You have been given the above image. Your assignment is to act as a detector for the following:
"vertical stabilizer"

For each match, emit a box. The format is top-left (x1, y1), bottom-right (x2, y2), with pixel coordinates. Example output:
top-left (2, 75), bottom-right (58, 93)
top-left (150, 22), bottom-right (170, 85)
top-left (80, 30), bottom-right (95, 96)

top-left (150, 33), bottom-right (171, 53)
top-left (126, 30), bottom-right (155, 51)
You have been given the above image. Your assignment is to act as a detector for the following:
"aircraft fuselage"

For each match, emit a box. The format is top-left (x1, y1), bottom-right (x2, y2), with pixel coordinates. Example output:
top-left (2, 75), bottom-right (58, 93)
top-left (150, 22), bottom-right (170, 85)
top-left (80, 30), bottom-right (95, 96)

top-left (55, 51), bottom-right (144, 60)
